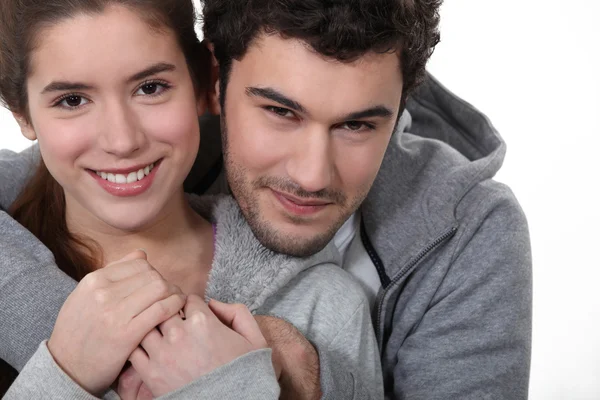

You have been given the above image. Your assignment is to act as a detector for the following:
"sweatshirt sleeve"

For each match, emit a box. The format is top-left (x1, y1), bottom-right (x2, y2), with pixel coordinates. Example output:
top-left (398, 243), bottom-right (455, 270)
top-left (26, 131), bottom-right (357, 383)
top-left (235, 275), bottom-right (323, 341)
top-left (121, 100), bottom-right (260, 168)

top-left (0, 211), bottom-right (76, 370)
top-left (157, 349), bottom-right (280, 399)
top-left (0, 146), bottom-right (39, 211)
top-left (389, 195), bottom-right (532, 399)
top-left (317, 298), bottom-right (383, 400)
top-left (259, 265), bottom-right (384, 400)
top-left (0, 146), bottom-right (78, 370)
top-left (6, 343), bottom-right (279, 400)
top-left (4, 341), bottom-right (103, 400)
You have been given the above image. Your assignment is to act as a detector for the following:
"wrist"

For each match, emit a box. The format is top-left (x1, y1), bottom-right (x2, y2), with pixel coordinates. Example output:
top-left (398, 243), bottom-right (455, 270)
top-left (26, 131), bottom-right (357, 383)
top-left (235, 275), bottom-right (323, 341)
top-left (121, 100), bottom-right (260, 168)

top-left (47, 338), bottom-right (105, 397)
top-left (256, 316), bottom-right (321, 399)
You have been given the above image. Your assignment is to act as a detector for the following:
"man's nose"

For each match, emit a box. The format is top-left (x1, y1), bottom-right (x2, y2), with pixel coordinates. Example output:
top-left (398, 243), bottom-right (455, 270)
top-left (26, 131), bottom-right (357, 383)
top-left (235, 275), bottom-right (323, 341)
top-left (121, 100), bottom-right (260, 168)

top-left (285, 127), bottom-right (334, 194)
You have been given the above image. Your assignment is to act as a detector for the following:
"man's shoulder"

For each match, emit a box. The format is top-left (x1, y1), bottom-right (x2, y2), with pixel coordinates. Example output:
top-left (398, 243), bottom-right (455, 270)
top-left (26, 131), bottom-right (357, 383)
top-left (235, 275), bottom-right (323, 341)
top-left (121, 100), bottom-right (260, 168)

top-left (456, 178), bottom-right (528, 237)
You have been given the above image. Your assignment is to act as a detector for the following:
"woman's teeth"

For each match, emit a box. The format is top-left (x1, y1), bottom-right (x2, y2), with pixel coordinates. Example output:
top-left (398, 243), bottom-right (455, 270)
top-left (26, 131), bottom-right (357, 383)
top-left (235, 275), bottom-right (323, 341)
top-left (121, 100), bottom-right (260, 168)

top-left (95, 163), bottom-right (154, 184)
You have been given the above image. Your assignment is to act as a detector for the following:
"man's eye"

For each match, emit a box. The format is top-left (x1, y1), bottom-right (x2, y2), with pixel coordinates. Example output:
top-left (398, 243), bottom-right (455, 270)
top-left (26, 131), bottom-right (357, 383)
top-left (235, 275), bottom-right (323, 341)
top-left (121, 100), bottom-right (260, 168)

top-left (341, 121), bottom-right (375, 131)
top-left (267, 106), bottom-right (293, 118)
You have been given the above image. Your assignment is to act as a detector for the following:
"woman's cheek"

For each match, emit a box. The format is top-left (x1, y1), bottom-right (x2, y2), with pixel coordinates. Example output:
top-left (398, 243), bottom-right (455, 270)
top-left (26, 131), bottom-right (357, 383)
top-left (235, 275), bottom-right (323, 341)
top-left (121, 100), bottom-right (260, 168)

top-left (37, 118), bottom-right (94, 167)
top-left (141, 101), bottom-right (200, 145)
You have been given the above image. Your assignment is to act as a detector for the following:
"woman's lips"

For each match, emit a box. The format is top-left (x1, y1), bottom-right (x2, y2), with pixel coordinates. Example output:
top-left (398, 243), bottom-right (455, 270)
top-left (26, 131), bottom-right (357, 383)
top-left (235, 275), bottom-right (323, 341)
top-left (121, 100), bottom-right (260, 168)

top-left (90, 159), bottom-right (161, 197)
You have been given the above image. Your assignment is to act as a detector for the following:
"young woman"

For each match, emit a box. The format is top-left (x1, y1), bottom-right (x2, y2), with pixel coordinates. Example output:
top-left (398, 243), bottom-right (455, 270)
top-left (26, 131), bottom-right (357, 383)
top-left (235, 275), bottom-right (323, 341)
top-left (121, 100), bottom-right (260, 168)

top-left (0, 0), bottom-right (382, 398)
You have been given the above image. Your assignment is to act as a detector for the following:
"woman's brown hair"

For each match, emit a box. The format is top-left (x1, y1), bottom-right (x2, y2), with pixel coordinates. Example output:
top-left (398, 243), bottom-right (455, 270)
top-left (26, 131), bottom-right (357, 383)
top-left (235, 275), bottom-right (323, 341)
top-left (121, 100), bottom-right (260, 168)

top-left (0, 0), bottom-right (210, 391)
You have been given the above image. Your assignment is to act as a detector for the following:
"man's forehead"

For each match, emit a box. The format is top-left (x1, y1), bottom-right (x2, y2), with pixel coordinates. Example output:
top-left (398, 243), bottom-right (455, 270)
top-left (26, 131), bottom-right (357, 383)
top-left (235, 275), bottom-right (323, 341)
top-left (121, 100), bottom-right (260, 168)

top-left (246, 32), bottom-right (401, 70)
top-left (233, 34), bottom-right (403, 117)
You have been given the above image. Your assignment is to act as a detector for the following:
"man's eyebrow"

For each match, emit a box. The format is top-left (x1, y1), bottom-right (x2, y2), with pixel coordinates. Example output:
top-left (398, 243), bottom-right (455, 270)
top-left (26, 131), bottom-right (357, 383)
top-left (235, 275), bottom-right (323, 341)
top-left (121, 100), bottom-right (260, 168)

top-left (246, 86), bottom-right (393, 121)
top-left (246, 87), bottom-right (308, 115)
top-left (127, 62), bottom-right (176, 83)
top-left (41, 63), bottom-right (177, 95)
top-left (343, 106), bottom-right (394, 121)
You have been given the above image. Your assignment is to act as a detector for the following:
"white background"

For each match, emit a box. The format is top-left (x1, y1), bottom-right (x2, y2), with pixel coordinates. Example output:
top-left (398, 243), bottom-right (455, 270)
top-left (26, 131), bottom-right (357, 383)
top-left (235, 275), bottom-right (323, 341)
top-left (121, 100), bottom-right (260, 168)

top-left (1, 1), bottom-right (599, 398)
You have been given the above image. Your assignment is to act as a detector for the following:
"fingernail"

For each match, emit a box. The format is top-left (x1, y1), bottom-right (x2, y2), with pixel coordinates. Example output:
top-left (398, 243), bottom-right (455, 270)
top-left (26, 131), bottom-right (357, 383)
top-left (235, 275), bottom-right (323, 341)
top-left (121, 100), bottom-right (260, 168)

top-left (137, 248), bottom-right (147, 256)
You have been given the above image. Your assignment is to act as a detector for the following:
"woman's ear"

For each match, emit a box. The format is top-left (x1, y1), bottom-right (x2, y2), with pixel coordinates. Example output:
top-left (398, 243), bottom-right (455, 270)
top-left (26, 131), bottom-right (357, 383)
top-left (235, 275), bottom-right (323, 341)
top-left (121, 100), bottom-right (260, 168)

top-left (12, 113), bottom-right (36, 140)
top-left (205, 42), bottom-right (221, 116)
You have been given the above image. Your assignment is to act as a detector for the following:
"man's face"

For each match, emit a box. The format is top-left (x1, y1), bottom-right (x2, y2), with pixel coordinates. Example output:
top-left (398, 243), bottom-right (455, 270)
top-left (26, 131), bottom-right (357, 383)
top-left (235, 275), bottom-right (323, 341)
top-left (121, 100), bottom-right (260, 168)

top-left (221, 34), bottom-right (403, 256)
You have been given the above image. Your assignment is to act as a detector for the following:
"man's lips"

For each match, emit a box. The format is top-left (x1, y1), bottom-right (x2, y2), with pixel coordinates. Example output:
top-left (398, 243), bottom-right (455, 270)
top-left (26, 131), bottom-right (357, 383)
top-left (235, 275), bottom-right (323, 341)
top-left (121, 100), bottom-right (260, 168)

top-left (270, 189), bottom-right (332, 216)
top-left (271, 189), bottom-right (332, 206)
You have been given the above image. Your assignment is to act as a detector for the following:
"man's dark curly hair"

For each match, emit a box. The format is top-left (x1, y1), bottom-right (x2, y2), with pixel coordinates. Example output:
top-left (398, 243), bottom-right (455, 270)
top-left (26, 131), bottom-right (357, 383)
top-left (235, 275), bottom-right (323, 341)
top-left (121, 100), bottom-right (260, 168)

top-left (202, 0), bottom-right (442, 111)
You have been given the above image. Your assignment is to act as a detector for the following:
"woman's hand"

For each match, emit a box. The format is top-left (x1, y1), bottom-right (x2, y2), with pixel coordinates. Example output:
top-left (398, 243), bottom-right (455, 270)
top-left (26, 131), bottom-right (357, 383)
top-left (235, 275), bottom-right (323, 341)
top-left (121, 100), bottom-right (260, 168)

top-left (47, 250), bottom-right (186, 396)
top-left (127, 296), bottom-right (267, 397)
top-left (117, 366), bottom-right (153, 400)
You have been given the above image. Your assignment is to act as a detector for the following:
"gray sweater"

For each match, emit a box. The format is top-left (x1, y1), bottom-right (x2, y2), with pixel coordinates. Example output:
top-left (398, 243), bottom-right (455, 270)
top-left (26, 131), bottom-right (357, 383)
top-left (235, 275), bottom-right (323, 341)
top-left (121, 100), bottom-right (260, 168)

top-left (3, 195), bottom-right (382, 398)
top-left (0, 73), bottom-right (531, 399)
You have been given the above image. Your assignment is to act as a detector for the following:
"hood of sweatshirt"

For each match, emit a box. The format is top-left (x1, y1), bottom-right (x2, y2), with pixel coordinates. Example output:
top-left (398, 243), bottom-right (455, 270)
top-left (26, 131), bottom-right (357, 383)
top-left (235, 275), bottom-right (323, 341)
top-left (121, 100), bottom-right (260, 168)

top-left (361, 73), bottom-right (507, 281)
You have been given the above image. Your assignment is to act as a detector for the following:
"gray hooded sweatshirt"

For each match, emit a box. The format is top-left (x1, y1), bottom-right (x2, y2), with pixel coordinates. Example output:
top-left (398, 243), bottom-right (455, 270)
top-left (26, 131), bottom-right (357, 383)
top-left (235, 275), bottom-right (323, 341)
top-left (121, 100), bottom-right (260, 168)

top-left (0, 73), bottom-right (531, 399)
top-left (2, 195), bottom-right (382, 399)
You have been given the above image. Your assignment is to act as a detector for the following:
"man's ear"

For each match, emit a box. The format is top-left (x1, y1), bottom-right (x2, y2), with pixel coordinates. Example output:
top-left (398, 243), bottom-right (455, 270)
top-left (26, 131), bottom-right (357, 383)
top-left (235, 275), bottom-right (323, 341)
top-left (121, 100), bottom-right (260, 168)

top-left (196, 95), bottom-right (208, 116)
top-left (205, 42), bottom-right (221, 115)
top-left (12, 113), bottom-right (36, 140)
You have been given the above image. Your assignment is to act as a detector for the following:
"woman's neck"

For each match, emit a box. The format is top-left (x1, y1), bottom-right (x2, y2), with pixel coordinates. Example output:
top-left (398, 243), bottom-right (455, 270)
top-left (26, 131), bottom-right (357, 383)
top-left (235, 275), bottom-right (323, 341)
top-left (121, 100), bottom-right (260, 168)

top-left (65, 191), bottom-right (213, 296)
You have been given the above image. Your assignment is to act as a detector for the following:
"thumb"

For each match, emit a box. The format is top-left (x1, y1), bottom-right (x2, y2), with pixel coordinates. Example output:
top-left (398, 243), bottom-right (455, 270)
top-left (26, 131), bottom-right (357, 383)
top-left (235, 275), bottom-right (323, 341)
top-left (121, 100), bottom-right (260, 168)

top-left (208, 299), bottom-right (266, 348)
top-left (106, 249), bottom-right (147, 267)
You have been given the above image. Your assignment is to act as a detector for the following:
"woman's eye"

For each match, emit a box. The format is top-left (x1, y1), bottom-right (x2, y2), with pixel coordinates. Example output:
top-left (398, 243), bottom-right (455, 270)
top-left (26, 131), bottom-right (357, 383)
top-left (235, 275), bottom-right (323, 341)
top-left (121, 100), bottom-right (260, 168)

top-left (136, 82), bottom-right (168, 96)
top-left (59, 95), bottom-right (89, 108)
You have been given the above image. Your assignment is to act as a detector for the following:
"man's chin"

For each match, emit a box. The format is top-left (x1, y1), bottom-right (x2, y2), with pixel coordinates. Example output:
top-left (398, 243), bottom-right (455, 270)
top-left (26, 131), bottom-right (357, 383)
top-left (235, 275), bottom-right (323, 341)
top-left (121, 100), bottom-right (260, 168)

top-left (262, 238), bottom-right (331, 258)
top-left (252, 225), bottom-right (335, 257)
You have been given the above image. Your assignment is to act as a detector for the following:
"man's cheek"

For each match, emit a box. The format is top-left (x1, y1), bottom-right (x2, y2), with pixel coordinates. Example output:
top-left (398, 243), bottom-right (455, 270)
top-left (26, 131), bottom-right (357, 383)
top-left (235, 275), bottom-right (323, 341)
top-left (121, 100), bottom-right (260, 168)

top-left (237, 140), bottom-right (277, 171)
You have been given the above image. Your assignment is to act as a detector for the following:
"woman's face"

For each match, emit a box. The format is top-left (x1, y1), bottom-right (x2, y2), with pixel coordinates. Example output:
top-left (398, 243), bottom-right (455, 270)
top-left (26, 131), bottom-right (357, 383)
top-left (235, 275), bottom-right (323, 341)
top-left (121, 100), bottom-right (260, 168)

top-left (20, 5), bottom-right (204, 232)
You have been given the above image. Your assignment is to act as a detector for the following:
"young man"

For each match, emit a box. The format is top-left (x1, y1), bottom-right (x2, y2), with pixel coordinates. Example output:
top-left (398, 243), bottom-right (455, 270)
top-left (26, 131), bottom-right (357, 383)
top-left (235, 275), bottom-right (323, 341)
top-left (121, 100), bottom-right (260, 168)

top-left (0, 0), bottom-right (531, 398)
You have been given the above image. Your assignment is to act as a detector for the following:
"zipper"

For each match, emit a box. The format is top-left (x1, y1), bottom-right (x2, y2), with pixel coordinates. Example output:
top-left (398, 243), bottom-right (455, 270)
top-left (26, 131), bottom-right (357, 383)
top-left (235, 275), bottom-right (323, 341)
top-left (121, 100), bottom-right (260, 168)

top-left (375, 226), bottom-right (458, 343)
top-left (360, 218), bottom-right (391, 287)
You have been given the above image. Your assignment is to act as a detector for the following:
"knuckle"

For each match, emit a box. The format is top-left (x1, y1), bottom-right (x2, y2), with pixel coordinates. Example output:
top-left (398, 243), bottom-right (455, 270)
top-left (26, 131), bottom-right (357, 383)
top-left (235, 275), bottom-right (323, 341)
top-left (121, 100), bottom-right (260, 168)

top-left (188, 311), bottom-right (208, 327)
top-left (134, 258), bottom-right (152, 272)
top-left (154, 301), bottom-right (172, 321)
top-left (147, 269), bottom-right (164, 283)
top-left (93, 288), bottom-right (111, 305)
top-left (165, 325), bottom-right (184, 343)
top-left (81, 272), bottom-right (101, 288)
top-left (152, 279), bottom-right (170, 296)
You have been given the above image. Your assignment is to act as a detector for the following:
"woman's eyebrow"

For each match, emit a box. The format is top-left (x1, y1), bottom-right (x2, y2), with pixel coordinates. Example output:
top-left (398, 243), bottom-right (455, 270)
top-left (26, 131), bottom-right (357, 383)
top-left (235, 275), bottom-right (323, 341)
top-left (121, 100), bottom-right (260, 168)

top-left (40, 62), bottom-right (178, 95)
top-left (126, 62), bottom-right (176, 83)
top-left (41, 82), bottom-right (93, 94)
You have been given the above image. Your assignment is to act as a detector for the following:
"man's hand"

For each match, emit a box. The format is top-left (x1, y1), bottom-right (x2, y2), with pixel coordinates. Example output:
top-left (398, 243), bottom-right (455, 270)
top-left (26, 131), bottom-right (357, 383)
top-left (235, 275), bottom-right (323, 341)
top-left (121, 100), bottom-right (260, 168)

top-left (128, 297), bottom-right (268, 397)
top-left (47, 250), bottom-right (186, 396)
top-left (255, 315), bottom-right (321, 400)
